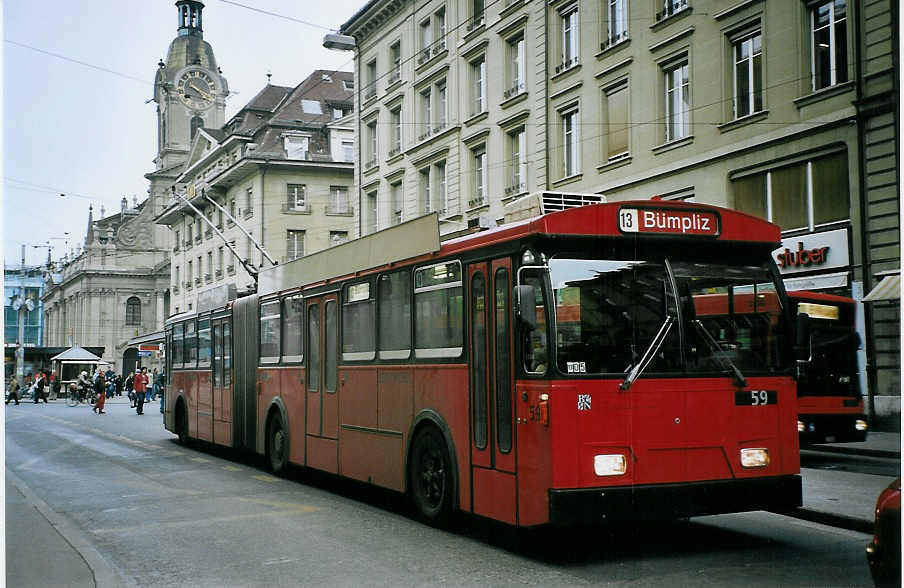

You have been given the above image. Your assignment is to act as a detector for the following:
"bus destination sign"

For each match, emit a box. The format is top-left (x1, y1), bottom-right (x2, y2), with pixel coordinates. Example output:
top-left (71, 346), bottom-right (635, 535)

top-left (618, 207), bottom-right (720, 237)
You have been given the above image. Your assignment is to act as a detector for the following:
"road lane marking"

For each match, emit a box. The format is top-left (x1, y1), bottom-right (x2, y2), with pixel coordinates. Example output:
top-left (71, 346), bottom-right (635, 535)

top-left (263, 558), bottom-right (299, 566)
top-left (222, 465), bottom-right (241, 471)
top-left (90, 504), bottom-right (320, 535)
top-left (190, 457), bottom-right (211, 463)
top-left (252, 474), bottom-right (281, 483)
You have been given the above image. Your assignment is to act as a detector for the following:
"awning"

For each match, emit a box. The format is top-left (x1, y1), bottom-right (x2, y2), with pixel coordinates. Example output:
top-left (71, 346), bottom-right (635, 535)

top-left (126, 330), bottom-right (165, 347)
top-left (862, 274), bottom-right (901, 302)
top-left (49, 346), bottom-right (103, 362)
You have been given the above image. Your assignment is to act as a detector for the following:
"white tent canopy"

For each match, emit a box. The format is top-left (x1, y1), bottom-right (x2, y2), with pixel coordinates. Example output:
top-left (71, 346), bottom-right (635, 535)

top-left (50, 346), bottom-right (106, 363)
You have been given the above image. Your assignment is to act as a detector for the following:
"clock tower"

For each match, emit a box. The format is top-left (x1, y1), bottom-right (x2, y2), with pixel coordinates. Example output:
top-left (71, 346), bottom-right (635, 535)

top-left (152, 0), bottom-right (228, 171)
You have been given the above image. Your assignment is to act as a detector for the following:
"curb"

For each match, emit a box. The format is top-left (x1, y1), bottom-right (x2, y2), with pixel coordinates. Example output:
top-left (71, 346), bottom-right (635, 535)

top-left (802, 445), bottom-right (901, 460)
top-left (773, 507), bottom-right (873, 535)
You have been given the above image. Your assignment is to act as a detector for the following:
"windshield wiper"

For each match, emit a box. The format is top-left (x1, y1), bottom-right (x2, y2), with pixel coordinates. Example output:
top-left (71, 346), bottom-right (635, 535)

top-left (692, 319), bottom-right (747, 388)
top-left (620, 316), bottom-right (675, 391)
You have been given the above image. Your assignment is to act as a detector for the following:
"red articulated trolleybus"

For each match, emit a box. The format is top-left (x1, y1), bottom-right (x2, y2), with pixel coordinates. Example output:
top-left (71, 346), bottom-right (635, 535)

top-left (164, 193), bottom-right (802, 527)
top-left (788, 291), bottom-right (868, 443)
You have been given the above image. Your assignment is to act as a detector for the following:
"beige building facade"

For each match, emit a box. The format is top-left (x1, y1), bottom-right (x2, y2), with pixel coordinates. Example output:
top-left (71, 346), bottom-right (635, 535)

top-left (339, 0), bottom-right (898, 419)
top-left (156, 72), bottom-right (356, 313)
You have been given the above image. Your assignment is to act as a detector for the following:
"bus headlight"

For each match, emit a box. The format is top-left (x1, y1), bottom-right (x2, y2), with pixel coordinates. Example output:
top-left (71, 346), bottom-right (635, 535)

top-left (594, 454), bottom-right (627, 476)
top-left (797, 420), bottom-right (805, 433)
top-left (740, 448), bottom-right (770, 468)
top-left (855, 420), bottom-right (868, 431)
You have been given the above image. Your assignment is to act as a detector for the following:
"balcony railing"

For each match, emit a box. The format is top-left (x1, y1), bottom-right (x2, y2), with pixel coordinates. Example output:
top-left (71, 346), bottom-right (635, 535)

top-left (503, 82), bottom-right (525, 100)
top-left (204, 229), bottom-right (213, 239)
top-left (173, 285), bottom-right (180, 294)
top-left (215, 269), bottom-right (223, 279)
top-left (388, 68), bottom-right (402, 85)
top-left (227, 265), bottom-right (236, 276)
top-left (364, 84), bottom-right (377, 100)
top-left (417, 48), bottom-right (432, 66)
top-left (282, 203), bottom-right (311, 213)
top-left (204, 273), bottom-right (212, 283)
top-left (466, 14), bottom-right (484, 33)
top-left (555, 56), bottom-right (579, 74)
top-left (600, 31), bottom-right (628, 52)
top-left (656, 0), bottom-right (688, 22)
top-left (418, 128), bottom-right (433, 142)
top-left (468, 196), bottom-right (488, 209)
top-left (195, 277), bottom-right (202, 286)
top-left (388, 145), bottom-right (401, 158)
top-left (185, 280), bottom-right (193, 290)
top-left (505, 181), bottom-right (526, 196)
top-left (327, 204), bottom-right (352, 215)
top-left (183, 240), bottom-right (192, 249)
top-left (194, 235), bottom-right (202, 244)
top-left (364, 157), bottom-right (378, 170)
top-left (243, 208), bottom-right (253, 219)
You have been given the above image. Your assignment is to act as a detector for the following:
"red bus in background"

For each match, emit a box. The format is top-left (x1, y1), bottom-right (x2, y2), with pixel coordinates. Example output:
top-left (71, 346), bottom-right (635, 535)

top-left (164, 195), bottom-right (802, 527)
top-left (788, 291), bottom-right (868, 443)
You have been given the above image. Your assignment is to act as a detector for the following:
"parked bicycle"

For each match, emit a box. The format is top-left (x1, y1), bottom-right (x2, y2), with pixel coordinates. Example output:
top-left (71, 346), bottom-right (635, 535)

top-left (66, 383), bottom-right (96, 407)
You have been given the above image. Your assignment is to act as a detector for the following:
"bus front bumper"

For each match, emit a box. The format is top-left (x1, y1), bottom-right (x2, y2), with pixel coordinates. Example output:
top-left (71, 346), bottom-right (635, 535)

top-left (548, 475), bottom-right (802, 526)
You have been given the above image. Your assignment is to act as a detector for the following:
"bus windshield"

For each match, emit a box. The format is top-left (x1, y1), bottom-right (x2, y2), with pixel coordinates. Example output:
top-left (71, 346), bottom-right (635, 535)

top-left (805, 321), bottom-right (860, 396)
top-left (549, 257), bottom-right (789, 377)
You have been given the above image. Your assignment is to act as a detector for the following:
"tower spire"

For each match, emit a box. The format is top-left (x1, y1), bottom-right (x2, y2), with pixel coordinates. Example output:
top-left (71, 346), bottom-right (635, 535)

top-left (176, 1), bottom-right (204, 37)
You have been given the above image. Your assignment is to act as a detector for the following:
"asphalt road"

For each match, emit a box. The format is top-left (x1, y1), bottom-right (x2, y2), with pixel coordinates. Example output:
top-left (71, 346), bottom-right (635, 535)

top-left (801, 448), bottom-right (901, 478)
top-left (5, 399), bottom-right (877, 587)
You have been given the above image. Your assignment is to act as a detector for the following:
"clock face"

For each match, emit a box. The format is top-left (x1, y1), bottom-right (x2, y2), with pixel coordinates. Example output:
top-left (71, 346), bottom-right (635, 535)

top-left (177, 69), bottom-right (215, 110)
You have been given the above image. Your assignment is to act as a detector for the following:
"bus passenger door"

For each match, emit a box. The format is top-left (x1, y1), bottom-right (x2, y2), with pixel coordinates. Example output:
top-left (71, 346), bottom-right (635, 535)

top-left (468, 260), bottom-right (518, 524)
top-left (305, 296), bottom-right (339, 473)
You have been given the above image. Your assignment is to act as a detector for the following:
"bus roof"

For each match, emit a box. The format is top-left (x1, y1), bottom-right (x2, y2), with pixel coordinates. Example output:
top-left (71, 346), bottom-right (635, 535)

top-left (257, 198), bottom-right (780, 297)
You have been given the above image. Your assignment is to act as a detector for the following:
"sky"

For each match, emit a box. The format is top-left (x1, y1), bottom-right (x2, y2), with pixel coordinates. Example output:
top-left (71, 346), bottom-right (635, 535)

top-left (3, 0), bottom-right (365, 268)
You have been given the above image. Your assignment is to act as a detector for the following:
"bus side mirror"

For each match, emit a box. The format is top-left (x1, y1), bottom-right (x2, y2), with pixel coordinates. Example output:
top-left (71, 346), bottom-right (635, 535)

top-left (795, 313), bottom-right (811, 381)
top-left (514, 285), bottom-right (537, 330)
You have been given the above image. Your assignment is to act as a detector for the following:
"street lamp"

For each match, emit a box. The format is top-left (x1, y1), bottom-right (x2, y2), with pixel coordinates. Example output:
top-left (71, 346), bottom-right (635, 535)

top-left (322, 33), bottom-right (356, 51)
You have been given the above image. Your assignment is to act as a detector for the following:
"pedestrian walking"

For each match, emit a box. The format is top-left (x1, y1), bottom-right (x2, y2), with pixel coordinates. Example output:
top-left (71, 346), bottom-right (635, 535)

top-left (33, 372), bottom-right (48, 403)
top-left (6, 379), bottom-right (20, 405)
top-left (146, 368), bottom-right (156, 404)
top-left (115, 374), bottom-right (123, 396)
top-left (50, 372), bottom-right (61, 400)
top-left (125, 371), bottom-right (135, 407)
top-left (133, 367), bottom-right (149, 415)
top-left (92, 370), bottom-right (106, 414)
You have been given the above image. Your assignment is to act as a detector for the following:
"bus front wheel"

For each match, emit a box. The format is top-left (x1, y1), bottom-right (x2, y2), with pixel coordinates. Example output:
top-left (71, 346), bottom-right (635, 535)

top-left (268, 414), bottom-right (288, 475)
top-left (409, 426), bottom-right (452, 525)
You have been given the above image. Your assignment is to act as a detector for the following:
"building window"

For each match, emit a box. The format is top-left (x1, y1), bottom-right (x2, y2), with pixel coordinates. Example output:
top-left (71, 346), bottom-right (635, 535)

top-left (284, 135), bottom-right (309, 159)
top-left (562, 107), bottom-right (580, 177)
top-left (663, 60), bottom-right (690, 142)
top-left (287, 184), bottom-right (306, 211)
top-left (329, 186), bottom-right (350, 214)
top-left (301, 100), bottom-right (322, 115)
top-left (419, 88), bottom-right (432, 140)
top-left (365, 120), bottom-right (378, 168)
top-left (188, 261), bottom-right (193, 283)
top-left (175, 266), bottom-right (181, 289)
top-left (560, 5), bottom-right (579, 71)
top-left (604, 82), bottom-right (629, 161)
top-left (470, 145), bottom-right (488, 208)
top-left (420, 168), bottom-right (432, 214)
top-left (732, 151), bottom-right (850, 231)
top-left (365, 60), bottom-right (377, 99)
top-left (218, 247), bottom-right (224, 275)
top-left (343, 79), bottom-right (354, 91)
top-left (433, 7), bottom-right (446, 52)
top-left (604, 0), bottom-right (628, 49)
top-left (471, 56), bottom-right (487, 116)
top-left (390, 107), bottom-right (402, 154)
top-left (390, 181), bottom-right (403, 226)
top-left (330, 231), bottom-right (349, 246)
top-left (435, 161), bottom-right (447, 215)
top-left (733, 32), bottom-right (763, 119)
top-left (286, 230), bottom-right (305, 261)
top-left (341, 140), bottom-right (354, 163)
top-left (657, 0), bottom-right (689, 22)
top-left (810, 0), bottom-right (847, 91)
top-left (470, 0), bottom-right (485, 28)
top-left (507, 127), bottom-right (526, 195)
top-left (228, 198), bottom-right (236, 223)
top-left (366, 190), bottom-right (378, 234)
top-left (506, 35), bottom-right (526, 98)
top-left (126, 296), bottom-right (141, 327)
top-left (245, 186), bottom-right (254, 217)
top-left (389, 41), bottom-right (402, 84)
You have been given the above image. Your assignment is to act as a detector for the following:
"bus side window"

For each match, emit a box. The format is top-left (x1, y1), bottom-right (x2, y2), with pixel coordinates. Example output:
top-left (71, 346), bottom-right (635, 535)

top-left (521, 271), bottom-right (548, 375)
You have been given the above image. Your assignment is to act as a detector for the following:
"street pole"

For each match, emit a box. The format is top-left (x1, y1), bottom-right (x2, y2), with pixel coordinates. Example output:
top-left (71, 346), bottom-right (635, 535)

top-left (16, 244), bottom-right (26, 388)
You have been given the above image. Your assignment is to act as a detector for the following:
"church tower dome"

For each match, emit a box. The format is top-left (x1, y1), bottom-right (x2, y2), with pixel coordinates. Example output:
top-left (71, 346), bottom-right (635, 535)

top-left (165, 1), bottom-right (218, 72)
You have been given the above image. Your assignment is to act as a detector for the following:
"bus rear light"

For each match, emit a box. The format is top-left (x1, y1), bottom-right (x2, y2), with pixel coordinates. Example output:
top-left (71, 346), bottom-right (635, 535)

top-left (594, 454), bottom-right (627, 476)
top-left (740, 448), bottom-right (770, 468)
top-left (856, 420), bottom-right (868, 432)
top-left (797, 420), bottom-right (805, 433)
top-left (538, 397), bottom-right (549, 425)
top-left (538, 393), bottom-right (549, 401)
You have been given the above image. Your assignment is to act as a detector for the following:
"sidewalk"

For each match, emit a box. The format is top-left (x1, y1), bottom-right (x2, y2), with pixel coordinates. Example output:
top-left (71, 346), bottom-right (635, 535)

top-left (788, 431), bottom-right (901, 534)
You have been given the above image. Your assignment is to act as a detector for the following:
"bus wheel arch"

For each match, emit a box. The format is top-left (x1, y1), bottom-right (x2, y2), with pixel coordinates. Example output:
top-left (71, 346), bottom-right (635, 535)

top-left (265, 399), bottom-right (289, 475)
top-left (174, 395), bottom-right (189, 445)
top-left (406, 411), bottom-right (459, 524)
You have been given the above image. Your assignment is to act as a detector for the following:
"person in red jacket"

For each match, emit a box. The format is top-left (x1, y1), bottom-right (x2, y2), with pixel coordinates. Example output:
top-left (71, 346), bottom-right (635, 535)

top-left (133, 367), bottom-right (149, 415)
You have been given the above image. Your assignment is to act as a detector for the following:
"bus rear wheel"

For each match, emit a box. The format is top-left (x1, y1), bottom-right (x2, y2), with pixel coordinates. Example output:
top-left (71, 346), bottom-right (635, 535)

top-left (409, 426), bottom-right (452, 525)
top-left (175, 403), bottom-right (189, 446)
top-left (268, 415), bottom-right (288, 475)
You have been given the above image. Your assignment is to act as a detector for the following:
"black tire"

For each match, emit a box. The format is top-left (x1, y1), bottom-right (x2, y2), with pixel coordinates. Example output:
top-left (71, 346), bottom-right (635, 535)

top-left (268, 414), bottom-right (289, 475)
top-left (409, 426), bottom-right (453, 525)
top-left (175, 403), bottom-right (189, 445)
